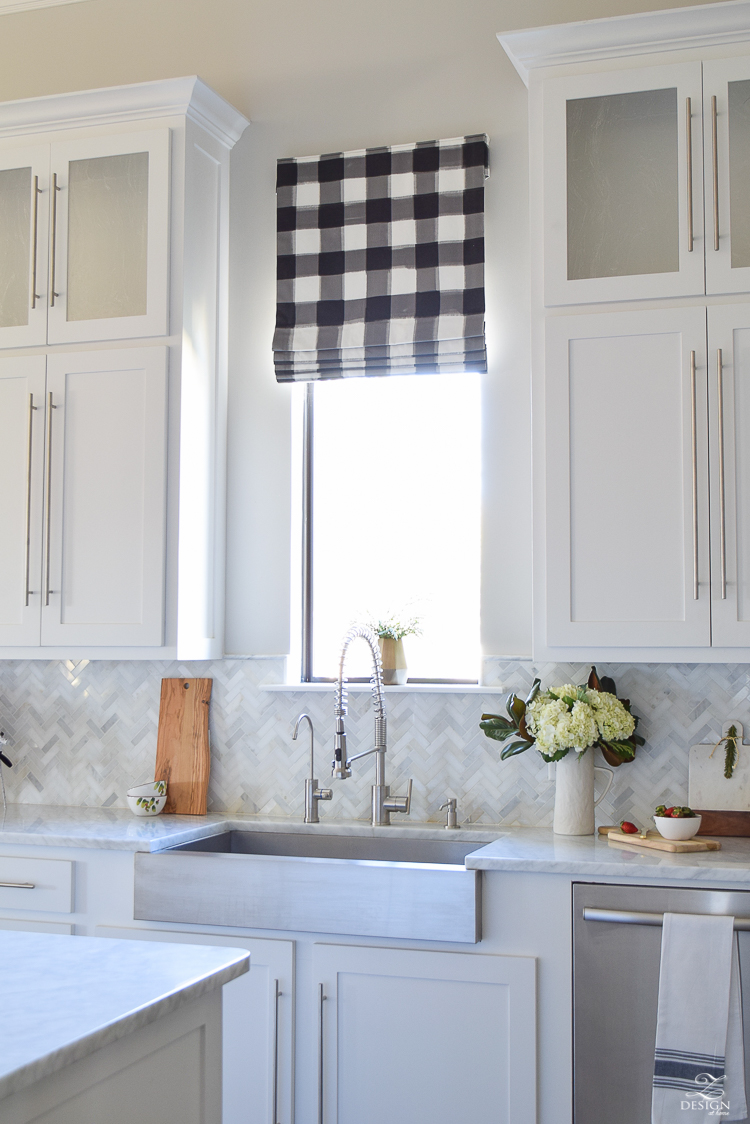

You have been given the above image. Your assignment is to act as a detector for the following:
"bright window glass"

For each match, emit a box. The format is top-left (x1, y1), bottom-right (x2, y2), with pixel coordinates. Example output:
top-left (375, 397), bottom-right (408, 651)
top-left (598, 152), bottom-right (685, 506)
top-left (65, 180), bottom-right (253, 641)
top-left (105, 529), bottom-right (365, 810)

top-left (311, 373), bottom-right (481, 680)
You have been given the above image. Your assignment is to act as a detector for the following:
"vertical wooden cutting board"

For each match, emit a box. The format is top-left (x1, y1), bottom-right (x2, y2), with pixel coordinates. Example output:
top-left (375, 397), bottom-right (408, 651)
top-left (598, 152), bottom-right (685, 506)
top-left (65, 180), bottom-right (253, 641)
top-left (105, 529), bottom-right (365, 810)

top-left (155, 678), bottom-right (212, 815)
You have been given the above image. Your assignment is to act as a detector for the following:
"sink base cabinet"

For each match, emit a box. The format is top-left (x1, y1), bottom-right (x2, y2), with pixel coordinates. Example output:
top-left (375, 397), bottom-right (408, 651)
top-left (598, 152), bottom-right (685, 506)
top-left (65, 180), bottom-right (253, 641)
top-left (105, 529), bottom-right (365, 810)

top-left (313, 943), bottom-right (536, 1124)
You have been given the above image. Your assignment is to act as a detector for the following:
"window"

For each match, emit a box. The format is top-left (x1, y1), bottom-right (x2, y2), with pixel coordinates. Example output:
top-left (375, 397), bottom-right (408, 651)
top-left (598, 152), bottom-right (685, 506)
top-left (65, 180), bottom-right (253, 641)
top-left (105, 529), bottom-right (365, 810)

top-left (301, 372), bottom-right (481, 681)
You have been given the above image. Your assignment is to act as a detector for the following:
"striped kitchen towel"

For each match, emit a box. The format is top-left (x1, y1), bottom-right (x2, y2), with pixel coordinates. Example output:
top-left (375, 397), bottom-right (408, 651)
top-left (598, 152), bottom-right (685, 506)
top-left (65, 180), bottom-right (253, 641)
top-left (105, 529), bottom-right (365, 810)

top-left (653, 912), bottom-right (747, 1122)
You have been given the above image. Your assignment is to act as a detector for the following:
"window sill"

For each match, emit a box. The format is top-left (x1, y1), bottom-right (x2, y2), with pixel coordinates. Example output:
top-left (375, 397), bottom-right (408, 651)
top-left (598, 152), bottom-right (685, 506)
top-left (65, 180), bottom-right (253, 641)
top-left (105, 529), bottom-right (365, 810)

top-left (262, 683), bottom-right (506, 694)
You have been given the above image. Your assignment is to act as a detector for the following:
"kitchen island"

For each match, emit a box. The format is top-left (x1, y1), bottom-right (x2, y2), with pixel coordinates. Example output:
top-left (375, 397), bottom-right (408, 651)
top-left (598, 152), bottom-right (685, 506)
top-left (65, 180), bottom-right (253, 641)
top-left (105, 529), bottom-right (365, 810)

top-left (0, 929), bottom-right (249, 1124)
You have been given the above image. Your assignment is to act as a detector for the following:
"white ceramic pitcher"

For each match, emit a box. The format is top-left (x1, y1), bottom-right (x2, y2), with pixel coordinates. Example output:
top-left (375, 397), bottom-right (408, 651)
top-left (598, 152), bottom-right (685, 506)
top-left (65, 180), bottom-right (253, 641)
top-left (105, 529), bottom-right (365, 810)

top-left (553, 749), bottom-right (614, 835)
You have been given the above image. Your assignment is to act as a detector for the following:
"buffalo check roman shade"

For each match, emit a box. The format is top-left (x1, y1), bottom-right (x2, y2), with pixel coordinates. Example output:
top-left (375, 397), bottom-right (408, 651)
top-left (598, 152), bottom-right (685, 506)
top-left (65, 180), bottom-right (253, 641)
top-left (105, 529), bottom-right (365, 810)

top-left (273, 134), bottom-right (489, 381)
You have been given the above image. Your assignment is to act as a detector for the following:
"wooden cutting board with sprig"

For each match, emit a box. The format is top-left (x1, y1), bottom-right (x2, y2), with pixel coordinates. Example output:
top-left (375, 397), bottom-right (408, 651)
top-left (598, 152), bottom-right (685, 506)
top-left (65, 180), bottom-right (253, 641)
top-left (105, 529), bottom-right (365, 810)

top-left (688, 722), bottom-right (750, 835)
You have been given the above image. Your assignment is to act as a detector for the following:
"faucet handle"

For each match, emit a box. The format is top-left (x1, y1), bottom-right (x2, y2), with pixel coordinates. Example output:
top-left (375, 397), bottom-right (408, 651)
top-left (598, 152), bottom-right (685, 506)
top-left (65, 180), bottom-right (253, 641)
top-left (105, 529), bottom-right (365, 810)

top-left (386, 778), bottom-right (412, 815)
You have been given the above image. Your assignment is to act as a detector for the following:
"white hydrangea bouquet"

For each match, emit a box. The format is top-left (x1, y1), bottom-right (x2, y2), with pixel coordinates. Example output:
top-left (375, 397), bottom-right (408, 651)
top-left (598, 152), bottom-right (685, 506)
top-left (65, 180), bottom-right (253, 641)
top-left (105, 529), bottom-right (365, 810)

top-left (480, 666), bottom-right (644, 766)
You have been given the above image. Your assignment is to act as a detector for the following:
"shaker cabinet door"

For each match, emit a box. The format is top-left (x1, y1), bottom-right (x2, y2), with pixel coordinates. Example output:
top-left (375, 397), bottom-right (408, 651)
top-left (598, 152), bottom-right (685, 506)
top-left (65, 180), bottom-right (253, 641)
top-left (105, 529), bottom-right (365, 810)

top-left (47, 129), bottom-right (170, 344)
top-left (544, 308), bottom-right (710, 649)
top-left (41, 347), bottom-right (167, 647)
top-left (543, 62), bottom-right (704, 306)
top-left (0, 356), bottom-right (47, 646)
top-left (708, 305), bottom-right (750, 645)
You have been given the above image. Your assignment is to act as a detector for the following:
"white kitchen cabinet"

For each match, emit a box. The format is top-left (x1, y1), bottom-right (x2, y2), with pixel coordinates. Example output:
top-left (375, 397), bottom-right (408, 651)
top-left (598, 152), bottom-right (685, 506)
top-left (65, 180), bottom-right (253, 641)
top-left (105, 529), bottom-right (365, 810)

top-left (96, 926), bottom-right (295, 1124)
top-left (704, 58), bottom-right (750, 296)
top-left (544, 308), bottom-right (710, 650)
top-left (0, 356), bottom-right (46, 646)
top-left (0, 78), bottom-right (248, 659)
top-left (543, 62), bottom-right (704, 306)
top-left (0, 131), bottom-right (169, 347)
top-left (313, 942), bottom-right (536, 1124)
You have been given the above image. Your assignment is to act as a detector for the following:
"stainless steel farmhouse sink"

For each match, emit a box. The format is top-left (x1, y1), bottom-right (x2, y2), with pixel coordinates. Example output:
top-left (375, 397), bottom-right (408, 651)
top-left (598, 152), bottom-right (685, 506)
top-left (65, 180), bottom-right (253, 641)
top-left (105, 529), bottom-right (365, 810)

top-left (134, 830), bottom-right (485, 943)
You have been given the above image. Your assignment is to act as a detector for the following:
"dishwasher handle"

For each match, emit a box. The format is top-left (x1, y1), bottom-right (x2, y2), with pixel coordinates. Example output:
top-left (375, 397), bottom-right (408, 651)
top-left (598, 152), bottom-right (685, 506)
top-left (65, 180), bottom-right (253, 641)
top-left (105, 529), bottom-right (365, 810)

top-left (584, 906), bottom-right (750, 930)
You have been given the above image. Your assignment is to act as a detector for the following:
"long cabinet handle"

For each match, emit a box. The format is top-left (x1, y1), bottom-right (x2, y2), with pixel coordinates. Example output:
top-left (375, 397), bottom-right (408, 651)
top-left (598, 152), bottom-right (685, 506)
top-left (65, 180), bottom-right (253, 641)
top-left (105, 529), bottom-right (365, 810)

top-left (690, 350), bottom-right (699, 600)
top-left (24, 393), bottom-right (37, 606)
top-left (584, 907), bottom-right (750, 930)
top-left (44, 391), bottom-right (56, 606)
top-left (718, 348), bottom-right (727, 600)
top-left (49, 173), bottom-right (61, 307)
top-left (712, 95), bottom-right (720, 251)
top-left (686, 97), bottom-right (694, 252)
top-left (0, 881), bottom-right (35, 889)
top-left (30, 175), bottom-right (41, 309)
top-left (272, 979), bottom-right (281, 1124)
top-left (318, 983), bottom-right (326, 1124)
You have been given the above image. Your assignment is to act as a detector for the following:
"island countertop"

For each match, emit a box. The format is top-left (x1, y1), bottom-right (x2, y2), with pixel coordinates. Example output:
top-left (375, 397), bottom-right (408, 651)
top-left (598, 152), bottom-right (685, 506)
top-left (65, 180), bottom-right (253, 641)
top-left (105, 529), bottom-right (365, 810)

top-left (0, 930), bottom-right (249, 1102)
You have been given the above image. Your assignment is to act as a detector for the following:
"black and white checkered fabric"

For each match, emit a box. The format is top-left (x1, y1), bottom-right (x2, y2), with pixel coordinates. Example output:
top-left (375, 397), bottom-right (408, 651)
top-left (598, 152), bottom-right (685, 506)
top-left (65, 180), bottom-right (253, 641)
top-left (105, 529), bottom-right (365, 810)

top-left (273, 134), bottom-right (489, 381)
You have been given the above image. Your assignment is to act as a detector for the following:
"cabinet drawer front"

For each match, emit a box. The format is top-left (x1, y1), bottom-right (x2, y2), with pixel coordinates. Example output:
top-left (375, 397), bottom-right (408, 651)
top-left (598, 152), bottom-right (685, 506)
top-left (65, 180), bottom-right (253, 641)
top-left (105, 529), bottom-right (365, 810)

top-left (0, 856), bottom-right (73, 913)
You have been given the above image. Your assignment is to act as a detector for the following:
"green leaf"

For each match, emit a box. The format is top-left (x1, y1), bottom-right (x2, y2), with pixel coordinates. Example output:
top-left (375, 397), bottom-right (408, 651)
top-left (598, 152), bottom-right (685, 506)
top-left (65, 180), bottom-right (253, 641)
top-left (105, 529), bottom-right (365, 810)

top-left (525, 678), bottom-right (541, 706)
top-left (601, 739), bottom-right (636, 761)
top-left (479, 718), bottom-right (515, 743)
top-left (500, 740), bottom-right (533, 760)
top-left (560, 695), bottom-right (577, 710)
top-left (507, 693), bottom-right (526, 724)
top-left (725, 726), bottom-right (738, 779)
top-left (539, 748), bottom-right (569, 763)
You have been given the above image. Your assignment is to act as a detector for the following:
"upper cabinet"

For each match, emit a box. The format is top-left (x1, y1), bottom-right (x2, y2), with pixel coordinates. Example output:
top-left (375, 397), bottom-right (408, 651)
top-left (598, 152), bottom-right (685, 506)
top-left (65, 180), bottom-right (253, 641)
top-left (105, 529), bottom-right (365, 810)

top-left (543, 62), bottom-right (705, 305)
top-left (0, 132), bottom-right (169, 346)
top-left (0, 78), bottom-right (249, 660)
top-left (704, 59), bottom-right (750, 295)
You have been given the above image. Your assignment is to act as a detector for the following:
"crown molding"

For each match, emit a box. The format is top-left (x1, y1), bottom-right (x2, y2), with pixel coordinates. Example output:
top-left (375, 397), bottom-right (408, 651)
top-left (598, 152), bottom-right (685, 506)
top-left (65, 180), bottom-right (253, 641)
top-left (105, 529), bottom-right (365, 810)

top-left (0, 0), bottom-right (87, 13)
top-left (0, 76), bottom-right (250, 146)
top-left (498, 0), bottom-right (750, 86)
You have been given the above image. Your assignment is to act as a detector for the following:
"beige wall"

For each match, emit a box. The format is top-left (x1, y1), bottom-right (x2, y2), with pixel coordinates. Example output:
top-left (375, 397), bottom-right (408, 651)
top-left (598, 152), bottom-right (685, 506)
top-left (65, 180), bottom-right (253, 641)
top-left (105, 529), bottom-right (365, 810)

top-left (0, 0), bottom-right (724, 658)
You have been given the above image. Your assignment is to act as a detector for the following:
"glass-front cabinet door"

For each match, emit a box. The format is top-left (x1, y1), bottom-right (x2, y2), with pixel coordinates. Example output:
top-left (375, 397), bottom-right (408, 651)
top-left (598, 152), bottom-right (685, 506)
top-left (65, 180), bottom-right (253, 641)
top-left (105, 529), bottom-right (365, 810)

top-left (543, 62), bottom-right (704, 305)
top-left (47, 129), bottom-right (170, 344)
top-left (0, 147), bottom-right (49, 348)
top-left (704, 59), bottom-right (750, 295)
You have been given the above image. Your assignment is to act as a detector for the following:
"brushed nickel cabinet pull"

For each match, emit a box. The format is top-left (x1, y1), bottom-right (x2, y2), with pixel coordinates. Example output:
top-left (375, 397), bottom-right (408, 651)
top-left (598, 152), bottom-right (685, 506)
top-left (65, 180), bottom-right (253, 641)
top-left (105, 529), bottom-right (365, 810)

top-left (717, 348), bottom-right (727, 599)
top-left (691, 350), bottom-right (699, 600)
top-left (30, 175), bottom-right (41, 308)
top-left (686, 97), bottom-right (694, 252)
top-left (24, 393), bottom-right (37, 606)
top-left (712, 95), bottom-right (720, 251)
top-left (318, 983), bottom-right (326, 1124)
top-left (0, 881), bottom-right (35, 889)
top-left (272, 979), bottom-right (281, 1124)
top-left (49, 173), bottom-right (61, 307)
top-left (44, 391), bottom-right (56, 606)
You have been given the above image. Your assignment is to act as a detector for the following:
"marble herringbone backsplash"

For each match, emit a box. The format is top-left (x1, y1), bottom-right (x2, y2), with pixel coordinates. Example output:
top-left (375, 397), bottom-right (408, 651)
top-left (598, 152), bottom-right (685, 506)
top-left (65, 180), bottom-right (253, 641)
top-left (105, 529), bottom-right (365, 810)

top-left (0, 657), bottom-right (748, 828)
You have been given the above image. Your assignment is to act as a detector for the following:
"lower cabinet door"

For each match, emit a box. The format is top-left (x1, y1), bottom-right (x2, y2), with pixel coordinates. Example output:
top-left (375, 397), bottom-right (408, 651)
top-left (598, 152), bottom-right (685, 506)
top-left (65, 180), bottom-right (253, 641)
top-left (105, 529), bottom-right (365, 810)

top-left (96, 926), bottom-right (294, 1124)
top-left (313, 943), bottom-right (536, 1124)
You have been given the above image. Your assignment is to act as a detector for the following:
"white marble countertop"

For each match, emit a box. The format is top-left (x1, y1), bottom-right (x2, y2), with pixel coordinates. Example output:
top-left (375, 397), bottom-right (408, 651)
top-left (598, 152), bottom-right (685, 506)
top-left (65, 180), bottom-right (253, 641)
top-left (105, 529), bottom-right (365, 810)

top-left (464, 827), bottom-right (750, 883)
top-left (0, 804), bottom-right (504, 851)
top-left (0, 930), bottom-right (248, 1101)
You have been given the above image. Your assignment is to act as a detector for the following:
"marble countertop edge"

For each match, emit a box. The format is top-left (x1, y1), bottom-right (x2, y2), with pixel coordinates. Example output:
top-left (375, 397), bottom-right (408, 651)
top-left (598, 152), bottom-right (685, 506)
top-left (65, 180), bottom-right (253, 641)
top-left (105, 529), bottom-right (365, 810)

top-left (0, 944), bottom-right (249, 1103)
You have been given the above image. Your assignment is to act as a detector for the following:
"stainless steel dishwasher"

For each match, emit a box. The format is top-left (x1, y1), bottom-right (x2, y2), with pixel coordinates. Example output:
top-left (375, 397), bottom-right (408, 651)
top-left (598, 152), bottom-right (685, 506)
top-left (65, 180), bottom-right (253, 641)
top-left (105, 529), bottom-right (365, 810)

top-left (573, 882), bottom-right (750, 1122)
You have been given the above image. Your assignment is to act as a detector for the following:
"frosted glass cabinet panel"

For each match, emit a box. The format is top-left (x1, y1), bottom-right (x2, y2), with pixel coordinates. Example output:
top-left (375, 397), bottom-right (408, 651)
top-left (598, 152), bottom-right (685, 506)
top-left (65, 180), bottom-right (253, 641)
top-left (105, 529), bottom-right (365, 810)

top-left (544, 308), bottom-right (710, 648)
top-left (566, 88), bottom-right (679, 281)
top-left (544, 62), bottom-right (704, 305)
top-left (704, 59), bottom-right (750, 294)
top-left (66, 151), bottom-right (149, 322)
top-left (48, 130), bottom-right (170, 344)
top-left (0, 146), bottom-right (49, 348)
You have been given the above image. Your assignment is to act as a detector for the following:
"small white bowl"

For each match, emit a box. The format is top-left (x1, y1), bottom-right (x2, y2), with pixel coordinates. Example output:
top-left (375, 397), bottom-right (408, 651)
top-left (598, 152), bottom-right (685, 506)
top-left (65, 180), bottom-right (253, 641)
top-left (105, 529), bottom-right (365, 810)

top-left (127, 780), bottom-right (167, 798)
top-left (127, 793), bottom-right (167, 817)
top-left (654, 814), bottom-right (702, 841)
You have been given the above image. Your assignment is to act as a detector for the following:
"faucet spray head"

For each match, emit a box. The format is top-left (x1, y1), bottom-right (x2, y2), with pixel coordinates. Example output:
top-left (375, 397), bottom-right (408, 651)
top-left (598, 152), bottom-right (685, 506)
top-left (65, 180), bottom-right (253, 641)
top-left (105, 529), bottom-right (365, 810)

top-left (332, 719), bottom-right (351, 779)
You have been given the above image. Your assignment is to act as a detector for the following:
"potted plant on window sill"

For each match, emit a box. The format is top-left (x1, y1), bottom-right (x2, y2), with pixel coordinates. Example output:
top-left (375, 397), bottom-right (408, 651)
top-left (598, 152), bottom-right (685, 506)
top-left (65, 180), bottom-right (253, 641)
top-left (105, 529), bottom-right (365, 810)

top-left (369, 616), bottom-right (421, 685)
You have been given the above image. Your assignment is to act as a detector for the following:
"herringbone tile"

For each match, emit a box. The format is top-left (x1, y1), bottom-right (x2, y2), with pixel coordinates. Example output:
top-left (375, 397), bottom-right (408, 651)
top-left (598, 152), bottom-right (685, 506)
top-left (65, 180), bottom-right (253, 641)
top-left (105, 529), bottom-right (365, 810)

top-left (0, 656), bottom-right (747, 829)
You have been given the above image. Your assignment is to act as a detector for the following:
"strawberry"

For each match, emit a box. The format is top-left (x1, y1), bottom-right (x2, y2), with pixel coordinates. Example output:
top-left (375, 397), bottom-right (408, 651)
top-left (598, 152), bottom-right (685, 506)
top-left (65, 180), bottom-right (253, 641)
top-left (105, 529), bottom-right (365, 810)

top-left (620, 821), bottom-right (638, 834)
top-left (664, 807), bottom-right (675, 817)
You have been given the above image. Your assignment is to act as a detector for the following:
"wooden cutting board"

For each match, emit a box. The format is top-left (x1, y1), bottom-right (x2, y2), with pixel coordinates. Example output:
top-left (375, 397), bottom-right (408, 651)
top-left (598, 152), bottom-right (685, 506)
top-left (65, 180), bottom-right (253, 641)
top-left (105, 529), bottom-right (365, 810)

top-left (155, 678), bottom-right (212, 815)
top-left (602, 827), bottom-right (721, 853)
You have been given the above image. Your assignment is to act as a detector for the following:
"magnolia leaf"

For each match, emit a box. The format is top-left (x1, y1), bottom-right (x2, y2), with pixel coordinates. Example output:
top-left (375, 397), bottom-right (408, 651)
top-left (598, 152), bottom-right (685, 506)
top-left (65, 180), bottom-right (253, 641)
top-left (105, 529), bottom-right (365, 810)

top-left (525, 678), bottom-right (541, 706)
top-left (587, 666), bottom-right (601, 691)
top-left (725, 724), bottom-right (739, 780)
top-left (601, 739), bottom-right (636, 761)
top-left (507, 693), bottom-right (526, 724)
top-left (600, 675), bottom-right (617, 696)
top-left (479, 718), bottom-right (515, 743)
top-left (500, 740), bottom-right (533, 759)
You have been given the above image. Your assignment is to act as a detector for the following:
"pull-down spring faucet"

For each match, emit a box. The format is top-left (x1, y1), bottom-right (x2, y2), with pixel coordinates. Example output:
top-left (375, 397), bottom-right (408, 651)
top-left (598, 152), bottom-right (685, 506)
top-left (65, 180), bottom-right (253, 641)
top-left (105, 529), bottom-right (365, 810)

top-left (332, 625), bottom-right (412, 826)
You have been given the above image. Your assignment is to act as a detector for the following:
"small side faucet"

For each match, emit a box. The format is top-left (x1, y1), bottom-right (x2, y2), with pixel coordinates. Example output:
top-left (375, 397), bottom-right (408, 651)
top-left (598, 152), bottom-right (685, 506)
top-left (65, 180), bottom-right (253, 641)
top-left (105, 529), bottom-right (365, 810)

top-left (440, 798), bottom-right (458, 829)
top-left (293, 714), bottom-right (332, 824)
top-left (332, 625), bottom-right (413, 827)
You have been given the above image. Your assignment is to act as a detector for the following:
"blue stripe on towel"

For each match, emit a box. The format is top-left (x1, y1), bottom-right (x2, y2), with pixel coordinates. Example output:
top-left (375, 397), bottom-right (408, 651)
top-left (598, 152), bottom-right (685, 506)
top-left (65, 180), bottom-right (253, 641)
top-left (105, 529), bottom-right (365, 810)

top-left (653, 1050), bottom-right (725, 1093)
